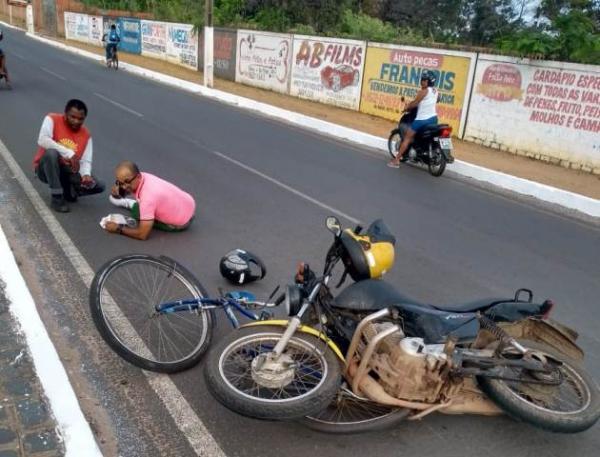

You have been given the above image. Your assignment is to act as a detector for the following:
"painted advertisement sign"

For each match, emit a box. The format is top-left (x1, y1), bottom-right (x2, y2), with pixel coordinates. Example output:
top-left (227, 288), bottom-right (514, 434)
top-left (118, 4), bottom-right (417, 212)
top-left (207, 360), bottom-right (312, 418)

top-left (465, 55), bottom-right (600, 168)
top-left (360, 43), bottom-right (475, 135)
top-left (103, 16), bottom-right (117, 35)
top-left (88, 15), bottom-right (103, 46)
top-left (141, 20), bottom-right (167, 59)
top-left (117, 18), bottom-right (141, 55)
top-left (199, 28), bottom-right (237, 81)
top-left (64, 12), bottom-right (77, 41)
top-left (236, 30), bottom-right (292, 94)
top-left (166, 23), bottom-right (198, 70)
top-left (73, 12), bottom-right (89, 42)
top-left (290, 35), bottom-right (366, 110)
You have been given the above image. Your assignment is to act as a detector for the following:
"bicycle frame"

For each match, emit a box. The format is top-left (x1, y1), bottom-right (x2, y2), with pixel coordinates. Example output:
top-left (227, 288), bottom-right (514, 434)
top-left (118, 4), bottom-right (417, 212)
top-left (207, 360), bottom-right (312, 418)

top-left (155, 296), bottom-right (272, 329)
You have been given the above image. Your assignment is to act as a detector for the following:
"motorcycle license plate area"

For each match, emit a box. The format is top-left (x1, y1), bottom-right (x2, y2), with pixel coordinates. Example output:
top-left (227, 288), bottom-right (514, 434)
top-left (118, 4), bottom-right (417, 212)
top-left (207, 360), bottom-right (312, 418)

top-left (439, 138), bottom-right (453, 150)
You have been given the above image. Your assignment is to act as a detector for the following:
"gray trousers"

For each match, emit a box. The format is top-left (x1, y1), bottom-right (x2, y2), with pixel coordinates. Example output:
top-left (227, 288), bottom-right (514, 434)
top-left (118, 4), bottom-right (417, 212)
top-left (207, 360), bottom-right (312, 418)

top-left (35, 149), bottom-right (105, 199)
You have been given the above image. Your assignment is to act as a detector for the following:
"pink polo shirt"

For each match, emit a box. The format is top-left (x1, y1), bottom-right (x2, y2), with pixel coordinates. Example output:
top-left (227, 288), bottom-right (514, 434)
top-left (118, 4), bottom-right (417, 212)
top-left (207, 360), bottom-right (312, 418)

top-left (135, 172), bottom-right (196, 226)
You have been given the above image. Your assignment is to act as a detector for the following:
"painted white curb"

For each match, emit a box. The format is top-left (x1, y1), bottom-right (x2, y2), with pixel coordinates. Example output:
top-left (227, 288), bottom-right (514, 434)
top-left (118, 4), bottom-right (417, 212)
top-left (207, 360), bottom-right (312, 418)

top-left (0, 225), bottom-right (103, 457)
top-left (19, 30), bottom-right (600, 218)
top-left (0, 20), bottom-right (22, 31)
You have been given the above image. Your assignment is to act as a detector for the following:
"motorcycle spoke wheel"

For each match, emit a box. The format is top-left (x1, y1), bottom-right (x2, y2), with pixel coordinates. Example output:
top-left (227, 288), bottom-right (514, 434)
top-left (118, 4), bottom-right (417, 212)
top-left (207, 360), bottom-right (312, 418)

top-left (205, 326), bottom-right (341, 420)
top-left (302, 386), bottom-right (409, 433)
top-left (478, 340), bottom-right (600, 433)
top-left (220, 335), bottom-right (328, 401)
top-left (500, 356), bottom-right (590, 415)
top-left (387, 130), bottom-right (402, 159)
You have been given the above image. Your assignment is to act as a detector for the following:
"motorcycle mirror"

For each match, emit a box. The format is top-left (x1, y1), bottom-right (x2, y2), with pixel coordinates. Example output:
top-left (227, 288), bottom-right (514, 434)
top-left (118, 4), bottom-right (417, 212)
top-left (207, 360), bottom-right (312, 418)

top-left (326, 216), bottom-right (342, 237)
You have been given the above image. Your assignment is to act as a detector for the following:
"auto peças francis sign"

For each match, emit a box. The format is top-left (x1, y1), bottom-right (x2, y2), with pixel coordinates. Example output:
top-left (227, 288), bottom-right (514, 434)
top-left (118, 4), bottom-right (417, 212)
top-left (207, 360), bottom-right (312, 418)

top-left (291, 36), bottom-right (366, 111)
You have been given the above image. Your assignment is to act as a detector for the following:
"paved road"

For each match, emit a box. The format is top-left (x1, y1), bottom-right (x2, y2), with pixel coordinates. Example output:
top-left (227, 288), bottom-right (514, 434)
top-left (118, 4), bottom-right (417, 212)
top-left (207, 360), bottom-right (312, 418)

top-left (1, 27), bottom-right (599, 457)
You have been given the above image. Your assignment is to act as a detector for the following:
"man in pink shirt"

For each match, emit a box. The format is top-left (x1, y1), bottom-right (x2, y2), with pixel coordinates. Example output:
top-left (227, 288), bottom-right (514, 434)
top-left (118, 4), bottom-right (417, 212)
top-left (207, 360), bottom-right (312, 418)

top-left (103, 161), bottom-right (195, 240)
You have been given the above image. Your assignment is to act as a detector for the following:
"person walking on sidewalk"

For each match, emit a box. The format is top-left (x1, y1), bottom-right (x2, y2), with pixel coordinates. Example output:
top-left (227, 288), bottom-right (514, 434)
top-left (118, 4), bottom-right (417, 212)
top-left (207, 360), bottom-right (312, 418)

top-left (33, 99), bottom-right (105, 212)
top-left (104, 161), bottom-right (196, 240)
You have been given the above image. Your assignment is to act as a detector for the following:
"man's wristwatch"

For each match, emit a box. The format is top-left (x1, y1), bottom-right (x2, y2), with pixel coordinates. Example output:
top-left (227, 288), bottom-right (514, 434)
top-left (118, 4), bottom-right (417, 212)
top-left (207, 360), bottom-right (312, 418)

top-left (117, 225), bottom-right (123, 234)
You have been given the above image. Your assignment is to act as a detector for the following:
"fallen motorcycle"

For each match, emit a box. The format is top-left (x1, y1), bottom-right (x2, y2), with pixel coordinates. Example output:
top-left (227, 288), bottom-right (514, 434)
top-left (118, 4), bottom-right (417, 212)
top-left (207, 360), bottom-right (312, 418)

top-left (204, 217), bottom-right (600, 434)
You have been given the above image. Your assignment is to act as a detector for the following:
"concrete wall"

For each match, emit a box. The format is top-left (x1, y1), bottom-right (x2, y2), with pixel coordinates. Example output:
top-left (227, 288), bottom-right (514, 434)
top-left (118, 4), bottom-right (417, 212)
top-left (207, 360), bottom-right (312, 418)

top-left (464, 54), bottom-right (600, 173)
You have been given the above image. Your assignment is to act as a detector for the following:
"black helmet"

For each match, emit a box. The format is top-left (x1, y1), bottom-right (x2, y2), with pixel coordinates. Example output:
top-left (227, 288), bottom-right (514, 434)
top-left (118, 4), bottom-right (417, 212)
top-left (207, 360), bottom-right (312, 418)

top-left (219, 249), bottom-right (266, 284)
top-left (420, 70), bottom-right (435, 87)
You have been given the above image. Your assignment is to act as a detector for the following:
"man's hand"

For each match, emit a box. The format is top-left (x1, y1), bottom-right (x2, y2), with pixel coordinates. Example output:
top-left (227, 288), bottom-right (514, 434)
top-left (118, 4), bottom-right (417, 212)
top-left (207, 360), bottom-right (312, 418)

top-left (104, 221), bottom-right (120, 233)
top-left (69, 156), bottom-right (80, 173)
top-left (111, 184), bottom-right (122, 198)
top-left (81, 175), bottom-right (95, 189)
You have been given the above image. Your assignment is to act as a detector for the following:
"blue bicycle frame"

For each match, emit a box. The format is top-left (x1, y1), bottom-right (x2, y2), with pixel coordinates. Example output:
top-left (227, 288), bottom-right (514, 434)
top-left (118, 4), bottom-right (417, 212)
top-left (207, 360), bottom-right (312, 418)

top-left (155, 292), bottom-right (273, 329)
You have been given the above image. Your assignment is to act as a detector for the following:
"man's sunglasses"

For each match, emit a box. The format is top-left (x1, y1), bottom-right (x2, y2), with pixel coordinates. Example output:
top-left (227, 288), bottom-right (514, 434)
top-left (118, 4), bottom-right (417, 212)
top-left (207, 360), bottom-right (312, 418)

top-left (115, 174), bottom-right (138, 187)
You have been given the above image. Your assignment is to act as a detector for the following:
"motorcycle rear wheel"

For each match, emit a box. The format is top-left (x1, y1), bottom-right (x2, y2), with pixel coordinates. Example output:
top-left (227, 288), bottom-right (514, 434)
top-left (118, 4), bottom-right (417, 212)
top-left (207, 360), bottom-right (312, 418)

top-left (427, 147), bottom-right (446, 177)
top-left (301, 385), bottom-right (410, 433)
top-left (478, 340), bottom-right (600, 433)
top-left (205, 326), bottom-right (342, 420)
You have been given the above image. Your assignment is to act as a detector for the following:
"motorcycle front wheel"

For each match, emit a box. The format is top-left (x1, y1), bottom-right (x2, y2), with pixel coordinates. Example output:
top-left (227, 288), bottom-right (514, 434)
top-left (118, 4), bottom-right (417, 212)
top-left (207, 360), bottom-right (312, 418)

top-left (204, 325), bottom-right (342, 420)
top-left (387, 129), bottom-right (402, 159)
top-left (427, 147), bottom-right (446, 177)
top-left (301, 385), bottom-right (410, 433)
top-left (478, 340), bottom-right (600, 433)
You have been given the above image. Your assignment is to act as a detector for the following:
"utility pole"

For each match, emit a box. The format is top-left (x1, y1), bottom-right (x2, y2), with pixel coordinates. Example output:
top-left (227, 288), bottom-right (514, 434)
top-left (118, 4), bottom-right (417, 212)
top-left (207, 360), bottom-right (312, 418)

top-left (203, 0), bottom-right (214, 88)
top-left (26, 0), bottom-right (34, 34)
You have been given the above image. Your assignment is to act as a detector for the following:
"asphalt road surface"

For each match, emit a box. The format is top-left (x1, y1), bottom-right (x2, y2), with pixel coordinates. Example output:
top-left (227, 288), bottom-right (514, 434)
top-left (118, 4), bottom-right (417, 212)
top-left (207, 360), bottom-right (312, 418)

top-left (1, 27), bottom-right (599, 457)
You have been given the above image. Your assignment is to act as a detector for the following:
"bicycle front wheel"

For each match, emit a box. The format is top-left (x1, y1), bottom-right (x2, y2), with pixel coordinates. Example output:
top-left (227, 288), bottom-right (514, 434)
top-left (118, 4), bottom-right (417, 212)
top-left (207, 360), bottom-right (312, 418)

top-left (90, 254), bottom-right (214, 373)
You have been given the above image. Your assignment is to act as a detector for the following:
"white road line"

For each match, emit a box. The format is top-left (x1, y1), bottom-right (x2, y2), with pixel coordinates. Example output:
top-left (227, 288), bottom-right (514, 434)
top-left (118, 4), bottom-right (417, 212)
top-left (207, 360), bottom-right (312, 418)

top-left (93, 92), bottom-right (143, 117)
top-left (10, 52), bottom-right (26, 60)
top-left (40, 66), bottom-right (66, 80)
top-left (210, 148), bottom-right (361, 225)
top-left (0, 138), bottom-right (226, 457)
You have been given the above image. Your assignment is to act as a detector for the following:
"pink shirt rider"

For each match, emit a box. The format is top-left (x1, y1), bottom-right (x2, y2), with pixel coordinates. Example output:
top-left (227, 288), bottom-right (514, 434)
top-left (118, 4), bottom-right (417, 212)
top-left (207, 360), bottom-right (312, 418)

top-left (134, 172), bottom-right (195, 226)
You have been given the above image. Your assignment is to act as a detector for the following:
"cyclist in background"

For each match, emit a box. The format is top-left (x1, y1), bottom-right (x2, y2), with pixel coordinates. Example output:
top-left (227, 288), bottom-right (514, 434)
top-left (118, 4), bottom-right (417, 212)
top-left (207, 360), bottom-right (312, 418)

top-left (102, 24), bottom-right (120, 64)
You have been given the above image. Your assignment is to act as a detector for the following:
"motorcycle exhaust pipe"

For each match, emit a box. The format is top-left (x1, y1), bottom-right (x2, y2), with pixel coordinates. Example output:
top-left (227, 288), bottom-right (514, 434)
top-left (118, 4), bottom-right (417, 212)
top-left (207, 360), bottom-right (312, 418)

top-left (347, 359), bottom-right (436, 411)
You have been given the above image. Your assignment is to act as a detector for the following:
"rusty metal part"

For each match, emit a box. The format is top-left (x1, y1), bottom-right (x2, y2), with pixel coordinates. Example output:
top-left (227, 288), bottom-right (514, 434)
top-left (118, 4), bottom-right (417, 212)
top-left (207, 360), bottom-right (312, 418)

top-left (351, 323), bottom-right (401, 395)
top-left (347, 359), bottom-right (437, 410)
top-left (408, 401), bottom-right (454, 420)
top-left (344, 308), bottom-right (392, 374)
top-left (473, 318), bottom-right (583, 361)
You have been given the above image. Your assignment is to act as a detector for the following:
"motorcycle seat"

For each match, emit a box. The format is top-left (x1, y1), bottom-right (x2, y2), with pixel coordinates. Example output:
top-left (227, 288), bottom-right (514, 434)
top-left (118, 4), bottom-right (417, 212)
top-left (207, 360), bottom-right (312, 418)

top-left (334, 279), bottom-right (431, 311)
top-left (334, 279), bottom-right (512, 314)
top-left (415, 123), bottom-right (450, 138)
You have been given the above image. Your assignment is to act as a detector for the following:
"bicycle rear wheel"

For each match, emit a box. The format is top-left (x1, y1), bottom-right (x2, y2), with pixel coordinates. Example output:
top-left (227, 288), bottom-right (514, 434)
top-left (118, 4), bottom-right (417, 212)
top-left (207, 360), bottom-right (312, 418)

top-left (90, 254), bottom-right (214, 373)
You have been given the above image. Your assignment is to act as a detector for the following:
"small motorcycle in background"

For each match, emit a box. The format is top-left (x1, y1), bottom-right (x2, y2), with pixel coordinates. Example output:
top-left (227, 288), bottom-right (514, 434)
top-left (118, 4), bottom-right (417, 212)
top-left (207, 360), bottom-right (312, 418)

top-left (388, 106), bottom-right (455, 177)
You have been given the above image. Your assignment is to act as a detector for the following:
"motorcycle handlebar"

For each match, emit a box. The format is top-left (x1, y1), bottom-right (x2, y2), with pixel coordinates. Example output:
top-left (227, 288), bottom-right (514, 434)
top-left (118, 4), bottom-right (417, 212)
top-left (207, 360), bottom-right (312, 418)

top-left (274, 293), bottom-right (285, 306)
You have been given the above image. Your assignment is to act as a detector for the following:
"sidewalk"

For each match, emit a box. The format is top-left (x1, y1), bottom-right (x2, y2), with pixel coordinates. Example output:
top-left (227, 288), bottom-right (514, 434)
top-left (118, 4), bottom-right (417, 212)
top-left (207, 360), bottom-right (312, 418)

top-left (0, 286), bottom-right (64, 457)
top-left (0, 219), bottom-right (102, 457)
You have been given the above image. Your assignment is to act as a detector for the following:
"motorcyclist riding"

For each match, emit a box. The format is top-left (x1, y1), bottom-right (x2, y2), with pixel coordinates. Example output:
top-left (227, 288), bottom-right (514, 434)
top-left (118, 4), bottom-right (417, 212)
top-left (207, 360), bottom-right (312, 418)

top-left (388, 70), bottom-right (439, 168)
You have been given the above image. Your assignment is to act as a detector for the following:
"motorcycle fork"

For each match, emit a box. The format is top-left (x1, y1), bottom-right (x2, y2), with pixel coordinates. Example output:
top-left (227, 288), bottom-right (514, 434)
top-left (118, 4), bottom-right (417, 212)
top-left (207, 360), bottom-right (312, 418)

top-left (271, 302), bottom-right (311, 357)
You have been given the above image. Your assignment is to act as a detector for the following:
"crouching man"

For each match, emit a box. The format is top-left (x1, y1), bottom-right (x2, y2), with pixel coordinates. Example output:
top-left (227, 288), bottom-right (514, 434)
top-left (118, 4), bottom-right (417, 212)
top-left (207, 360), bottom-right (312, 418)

top-left (104, 160), bottom-right (195, 240)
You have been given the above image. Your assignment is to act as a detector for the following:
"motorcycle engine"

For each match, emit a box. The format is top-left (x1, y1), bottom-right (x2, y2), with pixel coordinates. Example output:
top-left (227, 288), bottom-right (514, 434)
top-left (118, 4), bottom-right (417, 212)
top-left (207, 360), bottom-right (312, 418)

top-left (361, 323), bottom-right (451, 403)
